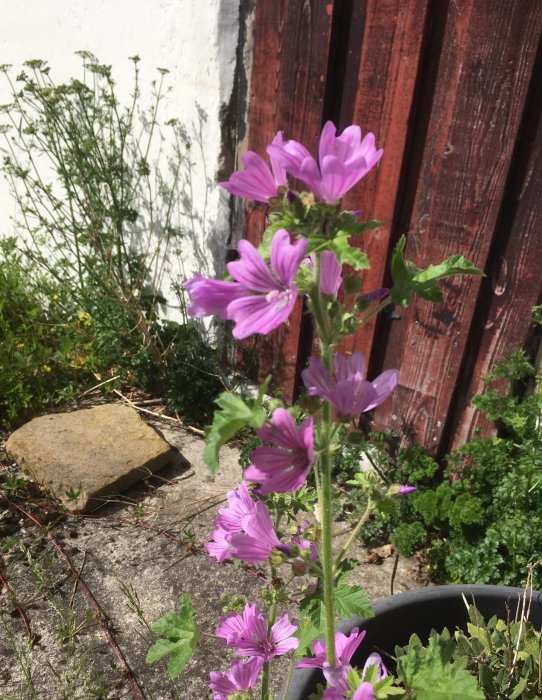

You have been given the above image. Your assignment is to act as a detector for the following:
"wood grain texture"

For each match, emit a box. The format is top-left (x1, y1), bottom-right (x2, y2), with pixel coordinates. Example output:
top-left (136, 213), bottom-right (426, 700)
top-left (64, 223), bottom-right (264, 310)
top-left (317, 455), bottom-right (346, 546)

top-left (374, 0), bottom-right (542, 452)
top-left (450, 61), bottom-right (542, 449)
top-left (241, 0), bottom-right (334, 399)
top-left (339, 0), bottom-right (430, 360)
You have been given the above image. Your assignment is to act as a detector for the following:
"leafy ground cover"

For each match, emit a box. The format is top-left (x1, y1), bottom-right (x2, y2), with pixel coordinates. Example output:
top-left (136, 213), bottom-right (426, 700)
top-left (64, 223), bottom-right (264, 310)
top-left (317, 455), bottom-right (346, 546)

top-left (334, 346), bottom-right (542, 591)
top-left (0, 55), bottom-right (225, 430)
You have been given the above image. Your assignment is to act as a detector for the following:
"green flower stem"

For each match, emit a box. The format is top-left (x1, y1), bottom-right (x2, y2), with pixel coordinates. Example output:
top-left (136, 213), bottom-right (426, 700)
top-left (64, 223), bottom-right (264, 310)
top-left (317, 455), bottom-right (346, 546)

top-left (261, 660), bottom-right (270, 698)
top-left (310, 262), bottom-right (337, 666)
top-left (333, 500), bottom-right (375, 571)
top-left (319, 402), bottom-right (337, 666)
top-left (358, 296), bottom-right (392, 326)
top-left (261, 570), bottom-right (279, 700)
top-left (280, 655), bottom-right (297, 700)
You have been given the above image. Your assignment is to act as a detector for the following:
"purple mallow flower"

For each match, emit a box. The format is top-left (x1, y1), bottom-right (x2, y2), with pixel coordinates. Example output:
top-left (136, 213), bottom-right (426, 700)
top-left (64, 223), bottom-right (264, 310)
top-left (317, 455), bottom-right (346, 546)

top-left (208, 656), bottom-right (264, 700)
top-left (308, 643), bottom-right (386, 700)
top-left (216, 603), bottom-right (299, 660)
top-left (267, 121), bottom-right (383, 204)
top-left (221, 132), bottom-right (287, 203)
top-left (244, 408), bottom-right (315, 493)
top-left (205, 482), bottom-right (282, 563)
top-left (302, 352), bottom-right (398, 419)
top-left (184, 228), bottom-right (307, 339)
top-left (296, 627), bottom-right (366, 669)
top-left (399, 484), bottom-right (417, 495)
top-left (229, 501), bottom-right (283, 562)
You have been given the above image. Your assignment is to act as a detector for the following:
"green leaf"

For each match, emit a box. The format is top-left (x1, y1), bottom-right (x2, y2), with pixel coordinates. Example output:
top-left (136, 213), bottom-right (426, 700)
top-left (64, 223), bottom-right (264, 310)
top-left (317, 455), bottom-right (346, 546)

top-left (203, 390), bottom-right (267, 474)
top-left (396, 633), bottom-right (484, 700)
top-left (146, 595), bottom-right (199, 680)
top-left (389, 235), bottom-right (413, 307)
top-left (390, 237), bottom-right (483, 307)
top-left (334, 580), bottom-right (373, 619)
top-left (328, 234), bottom-right (370, 271)
top-left (294, 616), bottom-right (324, 658)
top-left (412, 255), bottom-right (483, 284)
top-left (299, 590), bottom-right (326, 630)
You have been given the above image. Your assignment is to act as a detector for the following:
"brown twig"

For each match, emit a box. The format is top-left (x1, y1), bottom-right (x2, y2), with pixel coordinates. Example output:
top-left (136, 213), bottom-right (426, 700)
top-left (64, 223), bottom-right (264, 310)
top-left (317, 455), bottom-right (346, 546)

top-left (77, 375), bottom-right (121, 397)
top-left (0, 570), bottom-right (33, 641)
top-left (390, 552), bottom-right (399, 596)
top-left (113, 389), bottom-right (205, 434)
top-left (11, 503), bottom-right (147, 700)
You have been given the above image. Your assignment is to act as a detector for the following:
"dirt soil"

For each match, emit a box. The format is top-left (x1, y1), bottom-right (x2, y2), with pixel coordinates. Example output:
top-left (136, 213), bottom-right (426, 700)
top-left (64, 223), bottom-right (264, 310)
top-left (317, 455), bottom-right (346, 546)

top-left (0, 413), bottom-right (430, 700)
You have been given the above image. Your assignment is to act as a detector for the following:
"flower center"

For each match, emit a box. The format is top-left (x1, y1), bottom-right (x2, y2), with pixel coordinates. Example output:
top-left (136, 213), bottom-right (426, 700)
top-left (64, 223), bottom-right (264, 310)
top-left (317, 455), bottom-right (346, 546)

top-left (265, 288), bottom-right (291, 309)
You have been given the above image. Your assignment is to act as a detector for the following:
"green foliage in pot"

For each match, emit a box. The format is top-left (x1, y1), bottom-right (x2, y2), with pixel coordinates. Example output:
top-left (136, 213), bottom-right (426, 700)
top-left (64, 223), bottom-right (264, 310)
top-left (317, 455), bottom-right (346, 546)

top-left (395, 602), bottom-right (542, 699)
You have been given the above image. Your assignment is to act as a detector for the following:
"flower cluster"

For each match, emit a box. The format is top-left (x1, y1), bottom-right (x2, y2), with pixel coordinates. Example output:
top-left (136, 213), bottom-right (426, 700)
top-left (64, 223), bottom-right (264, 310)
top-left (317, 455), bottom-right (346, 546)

top-left (222, 120), bottom-right (383, 205)
top-left (184, 122), bottom-right (414, 700)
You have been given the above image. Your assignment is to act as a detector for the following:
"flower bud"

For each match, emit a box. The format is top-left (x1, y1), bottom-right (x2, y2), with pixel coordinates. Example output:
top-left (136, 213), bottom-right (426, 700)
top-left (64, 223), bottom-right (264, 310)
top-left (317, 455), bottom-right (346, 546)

top-left (269, 549), bottom-right (286, 567)
top-left (343, 274), bottom-right (363, 294)
top-left (303, 524), bottom-right (321, 542)
top-left (292, 560), bottom-right (308, 576)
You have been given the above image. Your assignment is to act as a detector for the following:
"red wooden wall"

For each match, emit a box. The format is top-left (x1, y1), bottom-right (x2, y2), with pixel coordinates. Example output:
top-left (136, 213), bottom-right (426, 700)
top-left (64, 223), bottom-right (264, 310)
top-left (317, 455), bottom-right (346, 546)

top-left (237, 0), bottom-right (542, 456)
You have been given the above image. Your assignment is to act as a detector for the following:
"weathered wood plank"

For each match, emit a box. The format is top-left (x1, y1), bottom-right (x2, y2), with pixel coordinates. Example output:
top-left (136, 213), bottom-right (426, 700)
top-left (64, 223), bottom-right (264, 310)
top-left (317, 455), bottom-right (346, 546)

top-left (339, 0), bottom-right (430, 361)
top-left (450, 70), bottom-right (542, 449)
top-left (374, 0), bottom-right (542, 452)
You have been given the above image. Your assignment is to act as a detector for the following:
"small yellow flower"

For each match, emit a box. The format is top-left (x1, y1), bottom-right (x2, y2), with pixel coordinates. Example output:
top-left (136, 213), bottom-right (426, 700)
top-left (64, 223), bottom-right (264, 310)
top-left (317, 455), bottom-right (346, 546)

top-left (52, 293), bottom-right (59, 301)
top-left (16, 342), bottom-right (25, 349)
top-left (41, 364), bottom-right (52, 373)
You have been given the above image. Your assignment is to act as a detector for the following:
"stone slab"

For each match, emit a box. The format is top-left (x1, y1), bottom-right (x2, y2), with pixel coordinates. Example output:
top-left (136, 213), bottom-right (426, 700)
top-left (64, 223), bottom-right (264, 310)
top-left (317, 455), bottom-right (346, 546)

top-left (6, 403), bottom-right (174, 511)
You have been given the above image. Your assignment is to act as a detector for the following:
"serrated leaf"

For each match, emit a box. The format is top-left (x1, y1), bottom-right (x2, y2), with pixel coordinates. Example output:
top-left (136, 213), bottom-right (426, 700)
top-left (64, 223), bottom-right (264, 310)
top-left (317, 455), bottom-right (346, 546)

top-left (203, 391), bottom-right (267, 474)
top-left (146, 595), bottom-right (199, 679)
top-left (478, 662), bottom-right (497, 696)
top-left (328, 235), bottom-right (370, 270)
top-left (396, 633), bottom-right (483, 700)
top-left (299, 590), bottom-right (326, 630)
top-left (294, 616), bottom-right (324, 658)
top-left (334, 580), bottom-right (373, 619)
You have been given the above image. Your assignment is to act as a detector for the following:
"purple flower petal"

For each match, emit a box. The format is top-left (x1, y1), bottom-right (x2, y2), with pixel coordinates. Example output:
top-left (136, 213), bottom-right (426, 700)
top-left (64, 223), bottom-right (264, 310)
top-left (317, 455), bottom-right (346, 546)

top-left (269, 120), bottom-right (383, 203)
top-left (218, 604), bottom-right (297, 661)
top-left (319, 251), bottom-right (343, 297)
top-left (352, 683), bottom-right (375, 700)
top-left (297, 628), bottom-right (366, 669)
top-left (221, 150), bottom-right (281, 203)
top-left (183, 274), bottom-right (244, 319)
top-left (245, 410), bottom-right (314, 493)
top-left (228, 239), bottom-right (281, 293)
top-left (302, 352), bottom-right (398, 418)
top-left (270, 229), bottom-right (308, 286)
top-left (209, 657), bottom-right (264, 700)
top-left (227, 292), bottom-right (296, 339)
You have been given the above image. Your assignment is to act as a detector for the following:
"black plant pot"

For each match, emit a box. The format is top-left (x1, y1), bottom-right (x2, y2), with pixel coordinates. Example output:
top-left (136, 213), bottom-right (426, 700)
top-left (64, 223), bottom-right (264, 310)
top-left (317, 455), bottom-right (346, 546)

top-left (282, 584), bottom-right (542, 699)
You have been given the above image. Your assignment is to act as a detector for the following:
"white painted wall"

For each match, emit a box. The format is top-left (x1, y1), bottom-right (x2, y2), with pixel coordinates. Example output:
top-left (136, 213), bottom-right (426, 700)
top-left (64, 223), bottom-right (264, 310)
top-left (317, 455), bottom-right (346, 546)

top-left (0, 0), bottom-right (243, 319)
